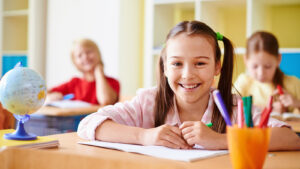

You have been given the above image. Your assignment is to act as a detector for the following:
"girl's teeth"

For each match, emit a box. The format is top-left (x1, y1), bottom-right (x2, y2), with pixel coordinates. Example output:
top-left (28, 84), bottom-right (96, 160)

top-left (182, 84), bottom-right (198, 89)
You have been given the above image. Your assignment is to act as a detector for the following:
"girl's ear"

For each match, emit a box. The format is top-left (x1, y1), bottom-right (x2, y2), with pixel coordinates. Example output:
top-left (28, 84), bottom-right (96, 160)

top-left (215, 61), bottom-right (221, 76)
top-left (164, 64), bottom-right (168, 78)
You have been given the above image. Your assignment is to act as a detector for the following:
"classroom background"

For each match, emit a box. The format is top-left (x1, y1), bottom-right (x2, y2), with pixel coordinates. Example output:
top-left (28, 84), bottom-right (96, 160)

top-left (0, 0), bottom-right (300, 99)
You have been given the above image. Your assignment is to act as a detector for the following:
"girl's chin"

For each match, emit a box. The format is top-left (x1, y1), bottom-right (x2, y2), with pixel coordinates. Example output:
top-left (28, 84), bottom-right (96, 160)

top-left (79, 67), bottom-right (94, 73)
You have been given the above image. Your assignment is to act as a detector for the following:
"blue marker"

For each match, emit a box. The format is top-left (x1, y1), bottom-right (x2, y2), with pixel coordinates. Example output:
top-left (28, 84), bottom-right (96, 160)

top-left (213, 90), bottom-right (232, 126)
top-left (63, 93), bottom-right (74, 100)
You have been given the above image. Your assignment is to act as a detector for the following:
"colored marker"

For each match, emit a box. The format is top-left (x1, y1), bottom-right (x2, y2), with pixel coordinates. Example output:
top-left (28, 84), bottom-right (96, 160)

top-left (258, 96), bottom-right (273, 128)
top-left (277, 85), bottom-right (284, 95)
top-left (242, 96), bottom-right (254, 128)
top-left (213, 90), bottom-right (232, 126)
top-left (63, 93), bottom-right (74, 100)
top-left (248, 96), bottom-right (254, 127)
top-left (206, 123), bottom-right (213, 127)
top-left (237, 99), bottom-right (244, 128)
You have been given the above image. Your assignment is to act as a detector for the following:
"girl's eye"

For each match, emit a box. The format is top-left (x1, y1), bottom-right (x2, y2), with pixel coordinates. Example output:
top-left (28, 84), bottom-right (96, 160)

top-left (172, 62), bottom-right (182, 66)
top-left (264, 65), bottom-right (271, 69)
top-left (196, 62), bottom-right (205, 66)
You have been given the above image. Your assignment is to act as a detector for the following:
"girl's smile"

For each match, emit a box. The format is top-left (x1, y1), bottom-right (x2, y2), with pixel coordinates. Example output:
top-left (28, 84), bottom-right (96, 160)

top-left (179, 83), bottom-right (201, 91)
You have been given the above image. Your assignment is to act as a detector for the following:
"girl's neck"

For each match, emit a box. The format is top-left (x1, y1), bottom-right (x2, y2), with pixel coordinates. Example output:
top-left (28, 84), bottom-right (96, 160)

top-left (176, 93), bottom-right (210, 122)
top-left (82, 72), bottom-right (95, 81)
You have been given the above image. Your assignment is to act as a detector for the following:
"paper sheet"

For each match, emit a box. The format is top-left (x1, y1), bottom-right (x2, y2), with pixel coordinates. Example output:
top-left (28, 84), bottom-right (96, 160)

top-left (45, 100), bottom-right (92, 108)
top-left (271, 112), bottom-right (300, 121)
top-left (78, 141), bottom-right (228, 162)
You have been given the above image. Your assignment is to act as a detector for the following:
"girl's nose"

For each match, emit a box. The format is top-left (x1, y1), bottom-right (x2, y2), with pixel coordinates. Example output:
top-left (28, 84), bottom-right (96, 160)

top-left (81, 53), bottom-right (89, 60)
top-left (182, 65), bottom-right (195, 79)
top-left (257, 67), bottom-right (265, 79)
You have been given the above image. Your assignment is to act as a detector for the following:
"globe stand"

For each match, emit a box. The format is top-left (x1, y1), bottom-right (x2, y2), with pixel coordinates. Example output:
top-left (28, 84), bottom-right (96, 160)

top-left (4, 114), bottom-right (37, 140)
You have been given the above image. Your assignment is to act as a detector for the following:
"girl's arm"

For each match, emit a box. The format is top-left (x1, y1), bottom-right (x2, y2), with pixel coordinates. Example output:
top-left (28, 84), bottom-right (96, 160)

top-left (45, 92), bottom-right (63, 103)
top-left (94, 64), bottom-right (118, 105)
top-left (95, 120), bottom-right (190, 149)
top-left (269, 127), bottom-right (300, 151)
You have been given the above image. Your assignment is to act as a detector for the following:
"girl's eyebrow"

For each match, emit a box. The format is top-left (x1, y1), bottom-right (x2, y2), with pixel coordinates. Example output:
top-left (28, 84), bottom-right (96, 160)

top-left (169, 56), bottom-right (210, 59)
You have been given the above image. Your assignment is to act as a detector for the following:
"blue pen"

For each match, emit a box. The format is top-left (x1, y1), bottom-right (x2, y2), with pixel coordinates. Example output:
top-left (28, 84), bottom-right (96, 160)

top-left (63, 93), bottom-right (74, 100)
top-left (213, 90), bottom-right (232, 126)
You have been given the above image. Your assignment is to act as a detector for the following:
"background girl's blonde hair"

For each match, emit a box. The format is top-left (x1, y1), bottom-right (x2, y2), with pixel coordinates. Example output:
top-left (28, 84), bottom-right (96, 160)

top-left (71, 38), bottom-right (104, 66)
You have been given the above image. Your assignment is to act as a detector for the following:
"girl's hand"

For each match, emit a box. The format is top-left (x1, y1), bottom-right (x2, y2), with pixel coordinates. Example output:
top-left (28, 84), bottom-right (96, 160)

top-left (141, 124), bottom-right (190, 149)
top-left (278, 93), bottom-right (300, 108)
top-left (180, 121), bottom-right (226, 150)
top-left (272, 101), bottom-right (285, 114)
top-left (45, 92), bottom-right (63, 103)
top-left (274, 88), bottom-right (300, 109)
top-left (94, 63), bottom-right (104, 77)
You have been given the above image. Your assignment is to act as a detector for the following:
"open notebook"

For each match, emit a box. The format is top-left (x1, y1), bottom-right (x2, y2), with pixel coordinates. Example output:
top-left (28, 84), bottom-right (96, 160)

top-left (271, 112), bottom-right (300, 121)
top-left (0, 129), bottom-right (59, 149)
top-left (78, 141), bottom-right (228, 162)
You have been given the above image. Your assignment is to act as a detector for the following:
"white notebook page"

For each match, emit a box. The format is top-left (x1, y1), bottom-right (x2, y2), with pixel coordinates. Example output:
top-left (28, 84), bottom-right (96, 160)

top-left (78, 141), bottom-right (228, 162)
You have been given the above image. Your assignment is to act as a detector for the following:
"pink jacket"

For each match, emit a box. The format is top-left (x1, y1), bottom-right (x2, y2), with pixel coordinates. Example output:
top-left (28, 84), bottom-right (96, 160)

top-left (77, 87), bottom-right (288, 140)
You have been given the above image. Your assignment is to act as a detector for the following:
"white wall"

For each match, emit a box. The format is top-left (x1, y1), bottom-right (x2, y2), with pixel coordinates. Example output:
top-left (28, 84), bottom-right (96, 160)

top-left (46, 0), bottom-right (143, 96)
top-left (119, 0), bottom-right (143, 96)
top-left (46, 0), bottom-right (120, 88)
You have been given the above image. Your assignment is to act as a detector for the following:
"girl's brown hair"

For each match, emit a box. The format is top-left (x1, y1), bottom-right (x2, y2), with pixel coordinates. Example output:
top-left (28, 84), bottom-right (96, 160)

top-left (154, 21), bottom-right (235, 133)
top-left (246, 31), bottom-right (283, 86)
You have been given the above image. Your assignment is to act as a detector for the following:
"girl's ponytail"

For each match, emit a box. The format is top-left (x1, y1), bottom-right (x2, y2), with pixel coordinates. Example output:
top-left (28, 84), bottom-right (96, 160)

top-left (211, 36), bottom-right (234, 133)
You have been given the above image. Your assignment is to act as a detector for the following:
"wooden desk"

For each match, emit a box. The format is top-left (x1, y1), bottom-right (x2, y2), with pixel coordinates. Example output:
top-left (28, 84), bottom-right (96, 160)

top-left (1, 132), bottom-right (299, 169)
top-left (34, 106), bottom-right (101, 116)
top-left (287, 120), bottom-right (300, 133)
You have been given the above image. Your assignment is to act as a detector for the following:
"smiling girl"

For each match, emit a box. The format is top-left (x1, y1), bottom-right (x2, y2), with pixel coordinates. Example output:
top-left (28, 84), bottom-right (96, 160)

top-left (78, 22), bottom-right (300, 150)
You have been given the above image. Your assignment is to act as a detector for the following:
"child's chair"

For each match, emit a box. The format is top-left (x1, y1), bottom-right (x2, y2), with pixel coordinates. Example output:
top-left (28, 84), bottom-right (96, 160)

top-left (0, 103), bottom-right (15, 129)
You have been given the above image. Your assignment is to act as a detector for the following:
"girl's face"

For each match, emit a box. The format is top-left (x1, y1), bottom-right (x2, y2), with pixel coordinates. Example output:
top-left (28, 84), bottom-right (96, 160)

top-left (245, 51), bottom-right (280, 83)
top-left (164, 33), bottom-right (221, 104)
top-left (73, 44), bottom-right (100, 73)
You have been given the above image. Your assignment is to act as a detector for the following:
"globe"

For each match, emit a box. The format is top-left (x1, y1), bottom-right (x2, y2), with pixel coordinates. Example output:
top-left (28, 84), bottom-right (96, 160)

top-left (0, 67), bottom-right (47, 115)
top-left (0, 66), bottom-right (47, 140)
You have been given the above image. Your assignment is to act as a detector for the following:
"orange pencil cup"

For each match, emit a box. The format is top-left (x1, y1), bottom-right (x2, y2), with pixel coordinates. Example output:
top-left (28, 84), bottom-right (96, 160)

top-left (227, 126), bottom-right (271, 169)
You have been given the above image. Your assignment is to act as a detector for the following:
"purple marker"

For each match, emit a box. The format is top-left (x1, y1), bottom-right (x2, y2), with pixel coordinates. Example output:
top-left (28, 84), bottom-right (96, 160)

top-left (213, 90), bottom-right (232, 126)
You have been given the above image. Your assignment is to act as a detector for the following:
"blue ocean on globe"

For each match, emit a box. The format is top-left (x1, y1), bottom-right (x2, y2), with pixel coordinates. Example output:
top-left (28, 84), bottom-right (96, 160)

top-left (0, 67), bottom-right (47, 115)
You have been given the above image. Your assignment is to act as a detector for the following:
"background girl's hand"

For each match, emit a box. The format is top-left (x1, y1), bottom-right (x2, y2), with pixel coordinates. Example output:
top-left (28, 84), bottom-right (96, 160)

top-left (141, 124), bottom-right (190, 149)
top-left (272, 101), bottom-right (285, 114)
top-left (278, 93), bottom-right (299, 108)
top-left (180, 121), bottom-right (226, 150)
top-left (45, 92), bottom-right (63, 103)
top-left (94, 63), bottom-right (104, 77)
top-left (273, 88), bottom-right (300, 108)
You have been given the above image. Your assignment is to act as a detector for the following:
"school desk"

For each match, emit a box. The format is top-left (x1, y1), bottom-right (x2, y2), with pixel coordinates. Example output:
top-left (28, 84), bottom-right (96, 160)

top-left (287, 120), bottom-right (300, 133)
top-left (0, 132), bottom-right (299, 169)
top-left (34, 105), bottom-right (101, 116)
top-left (23, 106), bottom-right (101, 136)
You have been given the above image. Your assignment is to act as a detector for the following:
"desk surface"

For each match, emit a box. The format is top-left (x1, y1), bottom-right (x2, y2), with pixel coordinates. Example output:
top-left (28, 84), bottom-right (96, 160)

top-left (33, 105), bottom-right (101, 116)
top-left (1, 132), bottom-right (299, 169)
top-left (287, 120), bottom-right (300, 133)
